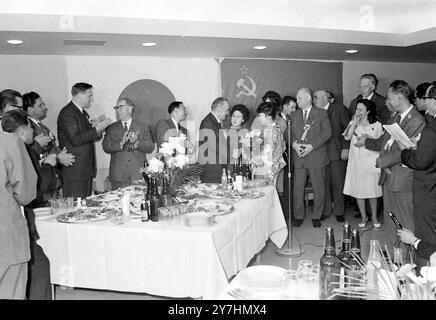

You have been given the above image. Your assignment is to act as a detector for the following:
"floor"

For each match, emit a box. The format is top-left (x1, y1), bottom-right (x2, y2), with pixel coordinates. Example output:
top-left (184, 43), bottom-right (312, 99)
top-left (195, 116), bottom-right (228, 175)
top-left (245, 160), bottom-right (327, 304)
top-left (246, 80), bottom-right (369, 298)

top-left (54, 200), bottom-right (392, 300)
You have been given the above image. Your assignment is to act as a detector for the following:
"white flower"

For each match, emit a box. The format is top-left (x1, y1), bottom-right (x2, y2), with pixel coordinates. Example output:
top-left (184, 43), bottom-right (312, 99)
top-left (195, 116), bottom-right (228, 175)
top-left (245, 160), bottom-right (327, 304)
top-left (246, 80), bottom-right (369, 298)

top-left (172, 154), bottom-right (189, 169)
top-left (159, 142), bottom-right (175, 156)
top-left (147, 158), bottom-right (165, 173)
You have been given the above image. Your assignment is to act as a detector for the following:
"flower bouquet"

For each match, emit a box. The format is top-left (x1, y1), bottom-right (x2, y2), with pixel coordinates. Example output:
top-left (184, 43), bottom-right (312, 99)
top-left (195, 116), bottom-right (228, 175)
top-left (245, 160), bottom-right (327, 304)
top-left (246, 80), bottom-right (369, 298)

top-left (140, 140), bottom-right (202, 196)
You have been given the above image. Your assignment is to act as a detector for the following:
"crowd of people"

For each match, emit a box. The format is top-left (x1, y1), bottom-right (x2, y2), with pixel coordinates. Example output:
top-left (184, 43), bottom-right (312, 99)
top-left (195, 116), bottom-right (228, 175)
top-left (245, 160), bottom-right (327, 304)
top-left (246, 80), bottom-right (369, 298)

top-left (1, 73), bottom-right (436, 299)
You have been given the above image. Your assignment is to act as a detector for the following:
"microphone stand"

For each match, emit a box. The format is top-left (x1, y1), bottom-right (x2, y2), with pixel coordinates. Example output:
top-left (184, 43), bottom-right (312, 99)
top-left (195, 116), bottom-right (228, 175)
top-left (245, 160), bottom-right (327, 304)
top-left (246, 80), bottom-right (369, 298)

top-left (276, 119), bottom-right (303, 259)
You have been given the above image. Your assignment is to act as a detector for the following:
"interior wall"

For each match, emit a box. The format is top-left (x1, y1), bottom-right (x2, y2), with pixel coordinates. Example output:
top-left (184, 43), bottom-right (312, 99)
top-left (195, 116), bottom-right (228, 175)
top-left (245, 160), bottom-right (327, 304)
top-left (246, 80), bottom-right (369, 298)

top-left (0, 55), bottom-right (221, 190)
top-left (1, 54), bottom-right (435, 190)
top-left (342, 60), bottom-right (436, 107)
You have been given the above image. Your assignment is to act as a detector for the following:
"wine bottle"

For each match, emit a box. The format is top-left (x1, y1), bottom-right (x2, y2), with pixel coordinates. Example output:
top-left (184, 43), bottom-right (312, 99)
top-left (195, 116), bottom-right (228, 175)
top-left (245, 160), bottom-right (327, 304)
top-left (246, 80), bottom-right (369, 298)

top-left (221, 168), bottom-right (228, 189)
top-left (160, 176), bottom-right (172, 207)
top-left (150, 178), bottom-right (161, 222)
top-left (319, 225), bottom-right (341, 300)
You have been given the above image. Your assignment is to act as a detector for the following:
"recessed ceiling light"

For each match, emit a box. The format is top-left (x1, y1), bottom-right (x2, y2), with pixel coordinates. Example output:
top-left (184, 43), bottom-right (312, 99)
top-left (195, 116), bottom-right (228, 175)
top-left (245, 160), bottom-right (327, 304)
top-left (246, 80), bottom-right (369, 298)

top-left (142, 42), bottom-right (157, 47)
top-left (7, 39), bottom-right (23, 45)
top-left (254, 45), bottom-right (267, 50)
top-left (345, 49), bottom-right (358, 54)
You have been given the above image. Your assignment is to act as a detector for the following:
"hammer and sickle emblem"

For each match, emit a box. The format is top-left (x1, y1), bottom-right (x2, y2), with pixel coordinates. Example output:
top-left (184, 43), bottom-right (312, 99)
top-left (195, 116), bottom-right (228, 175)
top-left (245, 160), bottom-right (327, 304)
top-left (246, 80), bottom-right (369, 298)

top-left (236, 76), bottom-right (257, 98)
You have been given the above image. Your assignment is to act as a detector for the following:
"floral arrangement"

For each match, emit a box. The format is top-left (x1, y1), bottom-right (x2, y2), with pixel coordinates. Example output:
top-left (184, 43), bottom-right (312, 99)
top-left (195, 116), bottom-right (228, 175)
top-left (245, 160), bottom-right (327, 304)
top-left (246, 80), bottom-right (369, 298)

top-left (140, 140), bottom-right (202, 196)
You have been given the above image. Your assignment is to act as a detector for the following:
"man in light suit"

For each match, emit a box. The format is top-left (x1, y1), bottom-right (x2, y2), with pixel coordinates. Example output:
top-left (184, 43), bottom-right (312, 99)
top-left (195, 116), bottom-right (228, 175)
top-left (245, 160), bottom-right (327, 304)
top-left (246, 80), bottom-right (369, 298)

top-left (103, 98), bottom-right (154, 190)
top-left (198, 97), bottom-right (230, 183)
top-left (57, 83), bottom-right (111, 198)
top-left (156, 101), bottom-right (193, 153)
top-left (291, 88), bottom-right (332, 228)
top-left (363, 80), bottom-right (426, 251)
top-left (349, 74), bottom-right (391, 125)
top-left (0, 127), bottom-right (37, 299)
top-left (314, 90), bottom-right (350, 222)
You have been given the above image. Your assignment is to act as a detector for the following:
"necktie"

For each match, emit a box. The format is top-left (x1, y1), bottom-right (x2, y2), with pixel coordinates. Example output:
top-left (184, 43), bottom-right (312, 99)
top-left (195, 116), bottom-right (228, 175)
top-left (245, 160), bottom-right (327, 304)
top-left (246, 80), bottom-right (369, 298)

top-left (393, 112), bottom-right (401, 124)
top-left (177, 123), bottom-right (181, 135)
top-left (82, 110), bottom-right (89, 119)
top-left (304, 111), bottom-right (308, 123)
top-left (123, 122), bottom-right (128, 131)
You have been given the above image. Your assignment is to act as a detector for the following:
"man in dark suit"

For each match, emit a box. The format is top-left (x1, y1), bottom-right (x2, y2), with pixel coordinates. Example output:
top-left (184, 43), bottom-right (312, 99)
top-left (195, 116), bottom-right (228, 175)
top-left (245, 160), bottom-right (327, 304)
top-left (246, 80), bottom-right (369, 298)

top-left (314, 90), bottom-right (350, 222)
top-left (156, 101), bottom-right (193, 154)
top-left (348, 74), bottom-right (391, 125)
top-left (102, 98), bottom-right (154, 189)
top-left (400, 84), bottom-right (436, 267)
top-left (291, 88), bottom-right (332, 228)
top-left (414, 82), bottom-right (432, 121)
top-left (363, 80), bottom-right (426, 252)
top-left (23, 91), bottom-right (75, 200)
top-left (198, 97), bottom-right (230, 183)
top-left (2, 109), bottom-right (53, 300)
top-left (0, 111), bottom-right (38, 299)
top-left (57, 83), bottom-right (111, 199)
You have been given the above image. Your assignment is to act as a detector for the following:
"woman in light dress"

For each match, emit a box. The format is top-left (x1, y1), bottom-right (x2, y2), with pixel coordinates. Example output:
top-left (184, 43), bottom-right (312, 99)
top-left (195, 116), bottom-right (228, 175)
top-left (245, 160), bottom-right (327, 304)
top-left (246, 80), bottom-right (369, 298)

top-left (251, 102), bottom-right (286, 183)
top-left (343, 99), bottom-right (384, 228)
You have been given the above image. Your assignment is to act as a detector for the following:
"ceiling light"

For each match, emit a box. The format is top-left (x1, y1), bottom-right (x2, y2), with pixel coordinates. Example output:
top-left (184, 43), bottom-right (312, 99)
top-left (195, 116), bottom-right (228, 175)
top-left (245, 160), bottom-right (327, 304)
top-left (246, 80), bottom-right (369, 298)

top-left (253, 45), bottom-right (267, 50)
top-left (7, 39), bottom-right (23, 45)
top-left (345, 49), bottom-right (358, 54)
top-left (142, 42), bottom-right (157, 47)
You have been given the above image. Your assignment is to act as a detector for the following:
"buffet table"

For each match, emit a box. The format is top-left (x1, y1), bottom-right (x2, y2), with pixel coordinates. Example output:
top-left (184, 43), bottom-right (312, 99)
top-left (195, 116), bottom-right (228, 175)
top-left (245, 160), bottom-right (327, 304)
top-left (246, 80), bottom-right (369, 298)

top-left (35, 185), bottom-right (287, 299)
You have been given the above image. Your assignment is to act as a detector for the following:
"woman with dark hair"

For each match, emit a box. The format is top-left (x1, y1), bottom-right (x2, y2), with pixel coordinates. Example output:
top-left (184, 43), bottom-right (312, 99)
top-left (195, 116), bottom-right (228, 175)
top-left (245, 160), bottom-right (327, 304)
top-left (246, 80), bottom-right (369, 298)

top-left (228, 104), bottom-right (250, 161)
top-left (343, 99), bottom-right (384, 228)
top-left (250, 102), bottom-right (286, 182)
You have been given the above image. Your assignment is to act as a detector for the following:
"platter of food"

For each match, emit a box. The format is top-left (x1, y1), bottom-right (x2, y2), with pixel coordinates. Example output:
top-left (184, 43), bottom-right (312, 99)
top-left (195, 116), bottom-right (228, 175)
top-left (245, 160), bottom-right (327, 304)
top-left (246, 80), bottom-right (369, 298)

top-left (192, 200), bottom-right (234, 216)
top-left (56, 207), bottom-right (113, 224)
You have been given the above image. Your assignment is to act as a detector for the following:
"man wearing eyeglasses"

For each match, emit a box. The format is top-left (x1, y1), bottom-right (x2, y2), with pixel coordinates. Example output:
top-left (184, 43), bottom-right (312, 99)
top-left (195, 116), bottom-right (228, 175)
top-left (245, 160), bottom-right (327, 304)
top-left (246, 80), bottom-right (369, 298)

top-left (102, 97), bottom-right (154, 190)
top-left (57, 83), bottom-right (112, 198)
top-left (0, 89), bottom-right (23, 131)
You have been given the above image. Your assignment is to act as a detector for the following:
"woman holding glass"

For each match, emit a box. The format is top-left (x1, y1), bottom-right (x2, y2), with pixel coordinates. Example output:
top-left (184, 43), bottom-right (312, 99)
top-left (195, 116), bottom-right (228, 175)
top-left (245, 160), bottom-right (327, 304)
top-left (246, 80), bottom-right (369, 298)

top-left (343, 99), bottom-right (384, 228)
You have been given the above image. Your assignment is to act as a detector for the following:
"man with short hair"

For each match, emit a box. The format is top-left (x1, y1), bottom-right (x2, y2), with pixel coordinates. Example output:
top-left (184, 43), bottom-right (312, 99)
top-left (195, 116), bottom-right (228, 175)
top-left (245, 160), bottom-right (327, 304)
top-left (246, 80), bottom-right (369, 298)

top-left (0, 113), bottom-right (37, 299)
top-left (414, 82), bottom-right (433, 123)
top-left (364, 80), bottom-right (426, 251)
top-left (290, 88), bottom-right (332, 228)
top-left (0, 89), bottom-right (23, 127)
top-left (102, 98), bottom-right (154, 189)
top-left (349, 74), bottom-right (390, 125)
top-left (198, 97), bottom-right (230, 183)
top-left (400, 84), bottom-right (436, 268)
top-left (314, 90), bottom-right (350, 222)
top-left (156, 101), bottom-right (192, 151)
top-left (57, 82), bottom-right (111, 198)
top-left (2, 109), bottom-right (53, 300)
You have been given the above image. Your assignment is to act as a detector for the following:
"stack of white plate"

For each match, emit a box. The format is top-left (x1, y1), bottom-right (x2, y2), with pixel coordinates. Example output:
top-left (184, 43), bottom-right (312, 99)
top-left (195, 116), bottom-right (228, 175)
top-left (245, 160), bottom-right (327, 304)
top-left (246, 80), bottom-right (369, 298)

top-left (34, 207), bottom-right (52, 219)
top-left (239, 265), bottom-right (288, 293)
top-left (183, 212), bottom-right (215, 227)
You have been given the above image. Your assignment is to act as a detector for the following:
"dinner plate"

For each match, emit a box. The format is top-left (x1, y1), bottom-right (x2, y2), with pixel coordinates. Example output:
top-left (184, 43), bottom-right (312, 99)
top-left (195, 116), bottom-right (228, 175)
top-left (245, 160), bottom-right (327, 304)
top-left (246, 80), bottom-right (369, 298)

top-left (239, 265), bottom-right (288, 291)
top-left (56, 207), bottom-right (109, 224)
top-left (238, 190), bottom-right (265, 199)
top-left (192, 200), bottom-right (234, 216)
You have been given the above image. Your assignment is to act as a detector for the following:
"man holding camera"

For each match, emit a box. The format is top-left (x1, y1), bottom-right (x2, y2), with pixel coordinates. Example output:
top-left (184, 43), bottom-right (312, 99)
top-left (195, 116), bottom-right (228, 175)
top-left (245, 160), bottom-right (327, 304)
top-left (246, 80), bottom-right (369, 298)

top-left (102, 97), bottom-right (154, 190)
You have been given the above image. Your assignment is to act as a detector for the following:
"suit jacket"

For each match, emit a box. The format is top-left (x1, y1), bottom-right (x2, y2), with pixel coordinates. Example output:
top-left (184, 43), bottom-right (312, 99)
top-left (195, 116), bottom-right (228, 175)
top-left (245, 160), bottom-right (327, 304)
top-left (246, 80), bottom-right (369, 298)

top-left (155, 118), bottom-right (188, 149)
top-left (0, 132), bottom-right (37, 267)
top-left (290, 107), bottom-right (332, 169)
top-left (325, 103), bottom-right (351, 161)
top-left (401, 117), bottom-right (436, 207)
top-left (366, 107), bottom-right (426, 192)
top-left (416, 239), bottom-right (436, 261)
top-left (198, 112), bottom-right (228, 182)
top-left (57, 101), bottom-right (100, 182)
top-left (28, 118), bottom-right (56, 156)
top-left (349, 91), bottom-right (391, 125)
top-left (102, 119), bottom-right (154, 183)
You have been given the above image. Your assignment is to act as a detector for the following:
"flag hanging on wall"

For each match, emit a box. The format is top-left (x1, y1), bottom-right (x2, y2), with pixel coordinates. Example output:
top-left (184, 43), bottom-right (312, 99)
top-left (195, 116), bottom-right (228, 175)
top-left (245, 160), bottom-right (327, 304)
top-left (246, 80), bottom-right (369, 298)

top-left (220, 58), bottom-right (343, 125)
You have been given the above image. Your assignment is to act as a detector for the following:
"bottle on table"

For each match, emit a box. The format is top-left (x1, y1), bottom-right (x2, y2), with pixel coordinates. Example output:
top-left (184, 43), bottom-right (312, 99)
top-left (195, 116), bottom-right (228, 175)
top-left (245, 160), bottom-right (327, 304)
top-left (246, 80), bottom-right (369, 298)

top-left (346, 228), bottom-right (364, 299)
top-left (366, 239), bottom-right (384, 299)
top-left (140, 202), bottom-right (149, 222)
top-left (337, 222), bottom-right (351, 298)
top-left (227, 169), bottom-right (233, 190)
top-left (221, 168), bottom-right (228, 189)
top-left (150, 178), bottom-right (161, 222)
top-left (319, 225), bottom-right (341, 300)
top-left (160, 176), bottom-right (172, 207)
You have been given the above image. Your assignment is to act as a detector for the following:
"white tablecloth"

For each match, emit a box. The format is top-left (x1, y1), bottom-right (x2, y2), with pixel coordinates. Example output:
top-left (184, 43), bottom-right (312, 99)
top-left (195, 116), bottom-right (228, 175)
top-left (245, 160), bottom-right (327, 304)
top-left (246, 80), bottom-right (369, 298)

top-left (36, 186), bottom-right (287, 299)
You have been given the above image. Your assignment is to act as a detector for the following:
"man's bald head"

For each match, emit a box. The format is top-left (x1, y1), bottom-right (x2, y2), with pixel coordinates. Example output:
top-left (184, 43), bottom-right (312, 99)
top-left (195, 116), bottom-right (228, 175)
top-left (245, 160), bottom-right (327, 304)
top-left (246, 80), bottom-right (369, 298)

top-left (313, 90), bottom-right (329, 109)
top-left (296, 88), bottom-right (313, 110)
